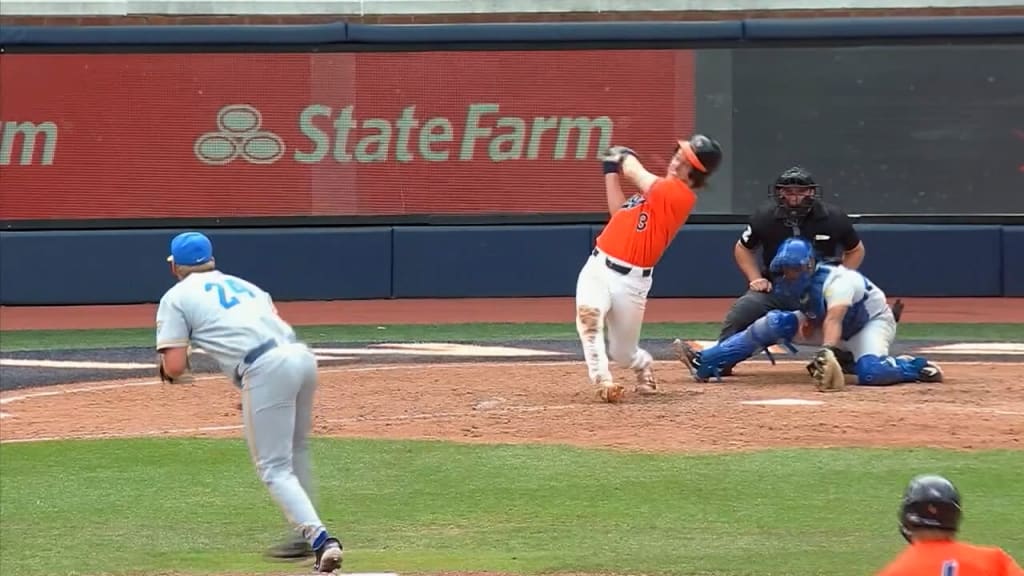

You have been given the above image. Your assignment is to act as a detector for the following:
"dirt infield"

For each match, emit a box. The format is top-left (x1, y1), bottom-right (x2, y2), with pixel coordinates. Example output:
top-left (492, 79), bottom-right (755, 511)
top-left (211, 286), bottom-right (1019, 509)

top-left (2, 297), bottom-right (1022, 330)
top-left (3, 360), bottom-right (1021, 451)
top-left (2, 297), bottom-right (1021, 449)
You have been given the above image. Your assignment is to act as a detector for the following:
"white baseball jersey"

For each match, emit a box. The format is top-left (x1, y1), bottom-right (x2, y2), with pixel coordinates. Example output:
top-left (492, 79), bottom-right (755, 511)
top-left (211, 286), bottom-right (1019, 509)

top-left (156, 270), bottom-right (296, 380)
top-left (820, 265), bottom-right (888, 316)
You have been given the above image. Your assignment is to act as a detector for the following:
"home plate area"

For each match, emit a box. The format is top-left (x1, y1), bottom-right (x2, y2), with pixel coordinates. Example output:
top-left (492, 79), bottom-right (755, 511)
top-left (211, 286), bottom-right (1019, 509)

top-left (1, 340), bottom-right (1021, 451)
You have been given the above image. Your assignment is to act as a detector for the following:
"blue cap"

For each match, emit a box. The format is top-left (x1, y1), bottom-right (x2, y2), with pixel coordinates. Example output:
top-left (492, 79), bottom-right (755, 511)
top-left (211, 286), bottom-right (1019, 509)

top-left (167, 232), bottom-right (213, 266)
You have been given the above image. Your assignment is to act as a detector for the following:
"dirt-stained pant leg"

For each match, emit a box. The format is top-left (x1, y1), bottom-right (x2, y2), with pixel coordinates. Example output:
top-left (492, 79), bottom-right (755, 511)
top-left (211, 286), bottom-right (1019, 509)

top-left (575, 256), bottom-right (614, 384)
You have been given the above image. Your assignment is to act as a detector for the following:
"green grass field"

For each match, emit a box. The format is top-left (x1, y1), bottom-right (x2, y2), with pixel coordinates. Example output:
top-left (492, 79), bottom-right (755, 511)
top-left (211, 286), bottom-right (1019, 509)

top-left (1, 322), bottom-right (1022, 576)
top-left (2, 321), bottom-right (1023, 351)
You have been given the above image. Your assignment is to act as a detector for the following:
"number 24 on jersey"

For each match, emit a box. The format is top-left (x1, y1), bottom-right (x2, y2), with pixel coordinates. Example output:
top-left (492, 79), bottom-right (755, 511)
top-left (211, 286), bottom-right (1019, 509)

top-left (205, 278), bottom-right (255, 309)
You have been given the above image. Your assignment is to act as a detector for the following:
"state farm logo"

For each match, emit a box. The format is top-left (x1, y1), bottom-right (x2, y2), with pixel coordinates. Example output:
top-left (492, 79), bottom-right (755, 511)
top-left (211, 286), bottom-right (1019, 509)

top-left (193, 102), bottom-right (614, 166)
top-left (194, 104), bottom-right (285, 165)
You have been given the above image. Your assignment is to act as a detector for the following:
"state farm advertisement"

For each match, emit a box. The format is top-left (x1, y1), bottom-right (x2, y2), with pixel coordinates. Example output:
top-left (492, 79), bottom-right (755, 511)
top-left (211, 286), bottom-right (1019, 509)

top-left (0, 51), bottom-right (695, 220)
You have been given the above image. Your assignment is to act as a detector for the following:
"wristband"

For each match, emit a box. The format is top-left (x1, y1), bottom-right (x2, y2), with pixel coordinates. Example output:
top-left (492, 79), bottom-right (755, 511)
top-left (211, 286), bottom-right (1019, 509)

top-left (603, 161), bottom-right (622, 175)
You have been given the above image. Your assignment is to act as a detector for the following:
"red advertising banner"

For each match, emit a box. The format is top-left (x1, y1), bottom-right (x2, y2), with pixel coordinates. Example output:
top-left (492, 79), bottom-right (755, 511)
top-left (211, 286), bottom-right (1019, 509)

top-left (0, 50), bottom-right (694, 220)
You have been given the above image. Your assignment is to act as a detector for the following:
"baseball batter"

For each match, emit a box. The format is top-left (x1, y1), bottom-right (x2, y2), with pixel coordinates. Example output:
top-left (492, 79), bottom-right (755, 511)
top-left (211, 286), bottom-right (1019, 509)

top-left (576, 135), bottom-right (723, 403)
top-left (155, 231), bottom-right (343, 573)
top-left (675, 237), bottom-right (943, 390)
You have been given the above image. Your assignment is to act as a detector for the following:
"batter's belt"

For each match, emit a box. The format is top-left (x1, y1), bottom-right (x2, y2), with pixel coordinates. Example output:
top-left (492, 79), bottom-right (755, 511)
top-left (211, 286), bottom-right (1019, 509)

top-left (592, 248), bottom-right (652, 277)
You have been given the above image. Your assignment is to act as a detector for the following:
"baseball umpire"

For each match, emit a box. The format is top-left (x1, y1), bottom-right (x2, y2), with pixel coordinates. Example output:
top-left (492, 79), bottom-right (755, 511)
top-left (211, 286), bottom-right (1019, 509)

top-left (875, 474), bottom-right (1023, 575)
top-left (702, 166), bottom-right (866, 376)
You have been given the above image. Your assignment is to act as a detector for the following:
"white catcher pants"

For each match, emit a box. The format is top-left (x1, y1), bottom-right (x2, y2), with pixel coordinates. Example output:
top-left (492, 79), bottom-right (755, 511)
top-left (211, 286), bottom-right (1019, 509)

top-left (793, 308), bottom-right (899, 360)
top-left (574, 248), bottom-right (655, 384)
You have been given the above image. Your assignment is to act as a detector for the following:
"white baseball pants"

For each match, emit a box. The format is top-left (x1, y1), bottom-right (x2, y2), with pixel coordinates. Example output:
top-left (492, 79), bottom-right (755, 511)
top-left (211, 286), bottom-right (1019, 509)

top-left (574, 248), bottom-right (655, 384)
top-left (241, 342), bottom-right (328, 547)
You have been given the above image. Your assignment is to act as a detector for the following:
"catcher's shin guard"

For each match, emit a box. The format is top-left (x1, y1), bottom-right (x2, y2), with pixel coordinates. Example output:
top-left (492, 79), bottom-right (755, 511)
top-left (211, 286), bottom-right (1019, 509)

top-left (691, 310), bottom-right (799, 381)
top-left (854, 354), bottom-right (939, 386)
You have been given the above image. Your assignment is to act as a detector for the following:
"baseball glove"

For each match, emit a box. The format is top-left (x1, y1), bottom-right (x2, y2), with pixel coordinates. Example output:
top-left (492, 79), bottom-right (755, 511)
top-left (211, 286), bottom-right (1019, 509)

top-left (158, 348), bottom-right (195, 384)
top-left (806, 346), bottom-right (846, 392)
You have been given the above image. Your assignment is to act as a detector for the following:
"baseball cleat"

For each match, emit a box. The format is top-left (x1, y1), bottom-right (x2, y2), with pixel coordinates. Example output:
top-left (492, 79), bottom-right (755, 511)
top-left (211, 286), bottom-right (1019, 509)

top-left (634, 367), bottom-right (658, 395)
top-left (597, 379), bottom-right (626, 403)
top-left (672, 339), bottom-right (709, 382)
top-left (898, 355), bottom-right (944, 383)
top-left (314, 537), bottom-right (343, 573)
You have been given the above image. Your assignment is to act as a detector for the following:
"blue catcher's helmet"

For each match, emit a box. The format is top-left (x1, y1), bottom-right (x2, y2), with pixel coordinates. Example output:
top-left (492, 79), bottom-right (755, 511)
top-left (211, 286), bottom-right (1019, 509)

top-left (770, 237), bottom-right (816, 299)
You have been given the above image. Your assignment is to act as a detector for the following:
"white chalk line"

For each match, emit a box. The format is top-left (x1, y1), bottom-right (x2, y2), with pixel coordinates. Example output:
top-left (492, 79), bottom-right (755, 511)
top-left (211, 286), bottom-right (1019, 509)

top-left (0, 358), bottom-right (156, 370)
top-left (2, 360), bottom-right (1023, 444)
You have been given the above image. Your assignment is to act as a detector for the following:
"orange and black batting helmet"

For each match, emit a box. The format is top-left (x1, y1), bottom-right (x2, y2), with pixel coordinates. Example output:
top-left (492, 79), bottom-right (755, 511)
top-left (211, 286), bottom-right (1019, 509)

top-left (676, 134), bottom-right (723, 176)
top-left (898, 474), bottom-right (963, 542)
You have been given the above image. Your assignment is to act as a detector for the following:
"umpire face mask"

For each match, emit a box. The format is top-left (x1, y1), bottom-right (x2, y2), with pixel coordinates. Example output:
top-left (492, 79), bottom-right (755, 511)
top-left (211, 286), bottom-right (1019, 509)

top-left (776, 185), bottom-right (817, 215)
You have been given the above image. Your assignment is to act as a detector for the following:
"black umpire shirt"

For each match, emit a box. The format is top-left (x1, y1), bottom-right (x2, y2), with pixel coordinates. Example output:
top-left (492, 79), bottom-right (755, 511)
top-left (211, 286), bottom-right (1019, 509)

top-left (739, 200), bottom-right (861, 275)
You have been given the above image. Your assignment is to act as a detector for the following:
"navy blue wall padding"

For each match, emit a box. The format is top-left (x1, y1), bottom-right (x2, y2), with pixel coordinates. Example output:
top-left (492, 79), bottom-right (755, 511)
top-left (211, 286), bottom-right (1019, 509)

top-left (0, 228), bottom-right (392, 305)
top-left (1001, 227), bottom-right (1024, 297)
top-left (1, 225), bottom-right (1017, 304)
top-left (191, 228), bottom-right (392, 301)
top-left (4, 17), bottom-right (1019, 48)
top-left (0, 230), bottom-right (177, 305)
top-left (346, 21), bottom-right (743, 44)
top-left (588, 224), bottom-right (746, 298)
top-left (649, 225), bottom-right (747, 298)
top-left (854, 225), bottom-right (1003, 297)
top-left (743, 16), bottom-right (1024, 40)
top-left (391, 225), bottom-right (593, 298)
top-left (0, 22), bottom-right (349, 46)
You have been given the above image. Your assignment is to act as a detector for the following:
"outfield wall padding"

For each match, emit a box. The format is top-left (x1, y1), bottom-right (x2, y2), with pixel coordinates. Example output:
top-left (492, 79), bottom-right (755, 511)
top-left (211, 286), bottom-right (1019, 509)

top-left (1001, 226), bottom-right (1024, 297)
top-left (1, 225), bottom-right (1016, 305)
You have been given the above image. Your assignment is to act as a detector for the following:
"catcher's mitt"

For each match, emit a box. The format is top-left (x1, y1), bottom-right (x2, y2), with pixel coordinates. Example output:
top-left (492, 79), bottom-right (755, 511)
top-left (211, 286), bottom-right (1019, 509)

top-left (806, 346), bottom-right (846, 392)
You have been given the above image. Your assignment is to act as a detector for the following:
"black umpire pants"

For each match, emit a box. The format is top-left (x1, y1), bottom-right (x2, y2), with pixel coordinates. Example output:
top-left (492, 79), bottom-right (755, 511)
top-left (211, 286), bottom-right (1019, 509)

top-left (717, 290), bottom-right (801, 343)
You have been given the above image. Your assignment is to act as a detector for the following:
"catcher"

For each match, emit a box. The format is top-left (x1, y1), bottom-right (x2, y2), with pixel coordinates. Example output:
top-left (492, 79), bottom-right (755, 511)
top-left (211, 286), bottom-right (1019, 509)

top-left (674, 237), bottom-right (943, 391)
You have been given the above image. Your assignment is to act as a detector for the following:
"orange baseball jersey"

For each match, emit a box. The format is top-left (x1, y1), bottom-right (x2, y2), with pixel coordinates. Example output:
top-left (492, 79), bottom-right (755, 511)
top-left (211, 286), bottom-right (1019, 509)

top-left (595, 176), bottom-right (697, 268)
top-left (877, 540), bottom-right (1024, 576)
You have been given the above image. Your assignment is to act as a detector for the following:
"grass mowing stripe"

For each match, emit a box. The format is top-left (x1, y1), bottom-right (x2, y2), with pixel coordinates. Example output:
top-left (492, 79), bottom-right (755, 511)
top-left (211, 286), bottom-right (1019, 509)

top-left (1, 438), bottom-right (1022, 576)
top-left (3, 322), bottom-right (1023, 351)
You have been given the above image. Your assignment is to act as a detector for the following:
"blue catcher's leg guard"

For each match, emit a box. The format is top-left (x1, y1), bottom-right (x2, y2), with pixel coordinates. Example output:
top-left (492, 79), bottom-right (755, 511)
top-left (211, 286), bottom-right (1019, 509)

top-left (695, 310), bottom-right (800, 381)
top-left (854, 354), bottom-right (929, 386)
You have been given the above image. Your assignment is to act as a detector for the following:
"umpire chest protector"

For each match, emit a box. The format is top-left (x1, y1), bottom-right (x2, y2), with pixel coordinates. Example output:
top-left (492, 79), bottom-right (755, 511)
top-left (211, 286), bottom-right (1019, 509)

top-left (749, 201), bottom-right (851, 274)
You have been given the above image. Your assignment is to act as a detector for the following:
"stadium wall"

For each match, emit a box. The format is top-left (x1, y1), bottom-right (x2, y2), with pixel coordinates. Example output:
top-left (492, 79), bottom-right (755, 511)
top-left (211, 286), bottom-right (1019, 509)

top-left (1, 17), bottom-right (1022, 304)
top-left (1, 225), bottom-right (1020, 304)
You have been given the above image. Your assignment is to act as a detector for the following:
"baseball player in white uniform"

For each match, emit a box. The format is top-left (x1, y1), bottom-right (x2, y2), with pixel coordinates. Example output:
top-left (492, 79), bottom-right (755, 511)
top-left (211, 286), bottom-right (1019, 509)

top-left (155, 231), bottom-right (343, 572)
top-left (675, 237), bottom-right (943, 390)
